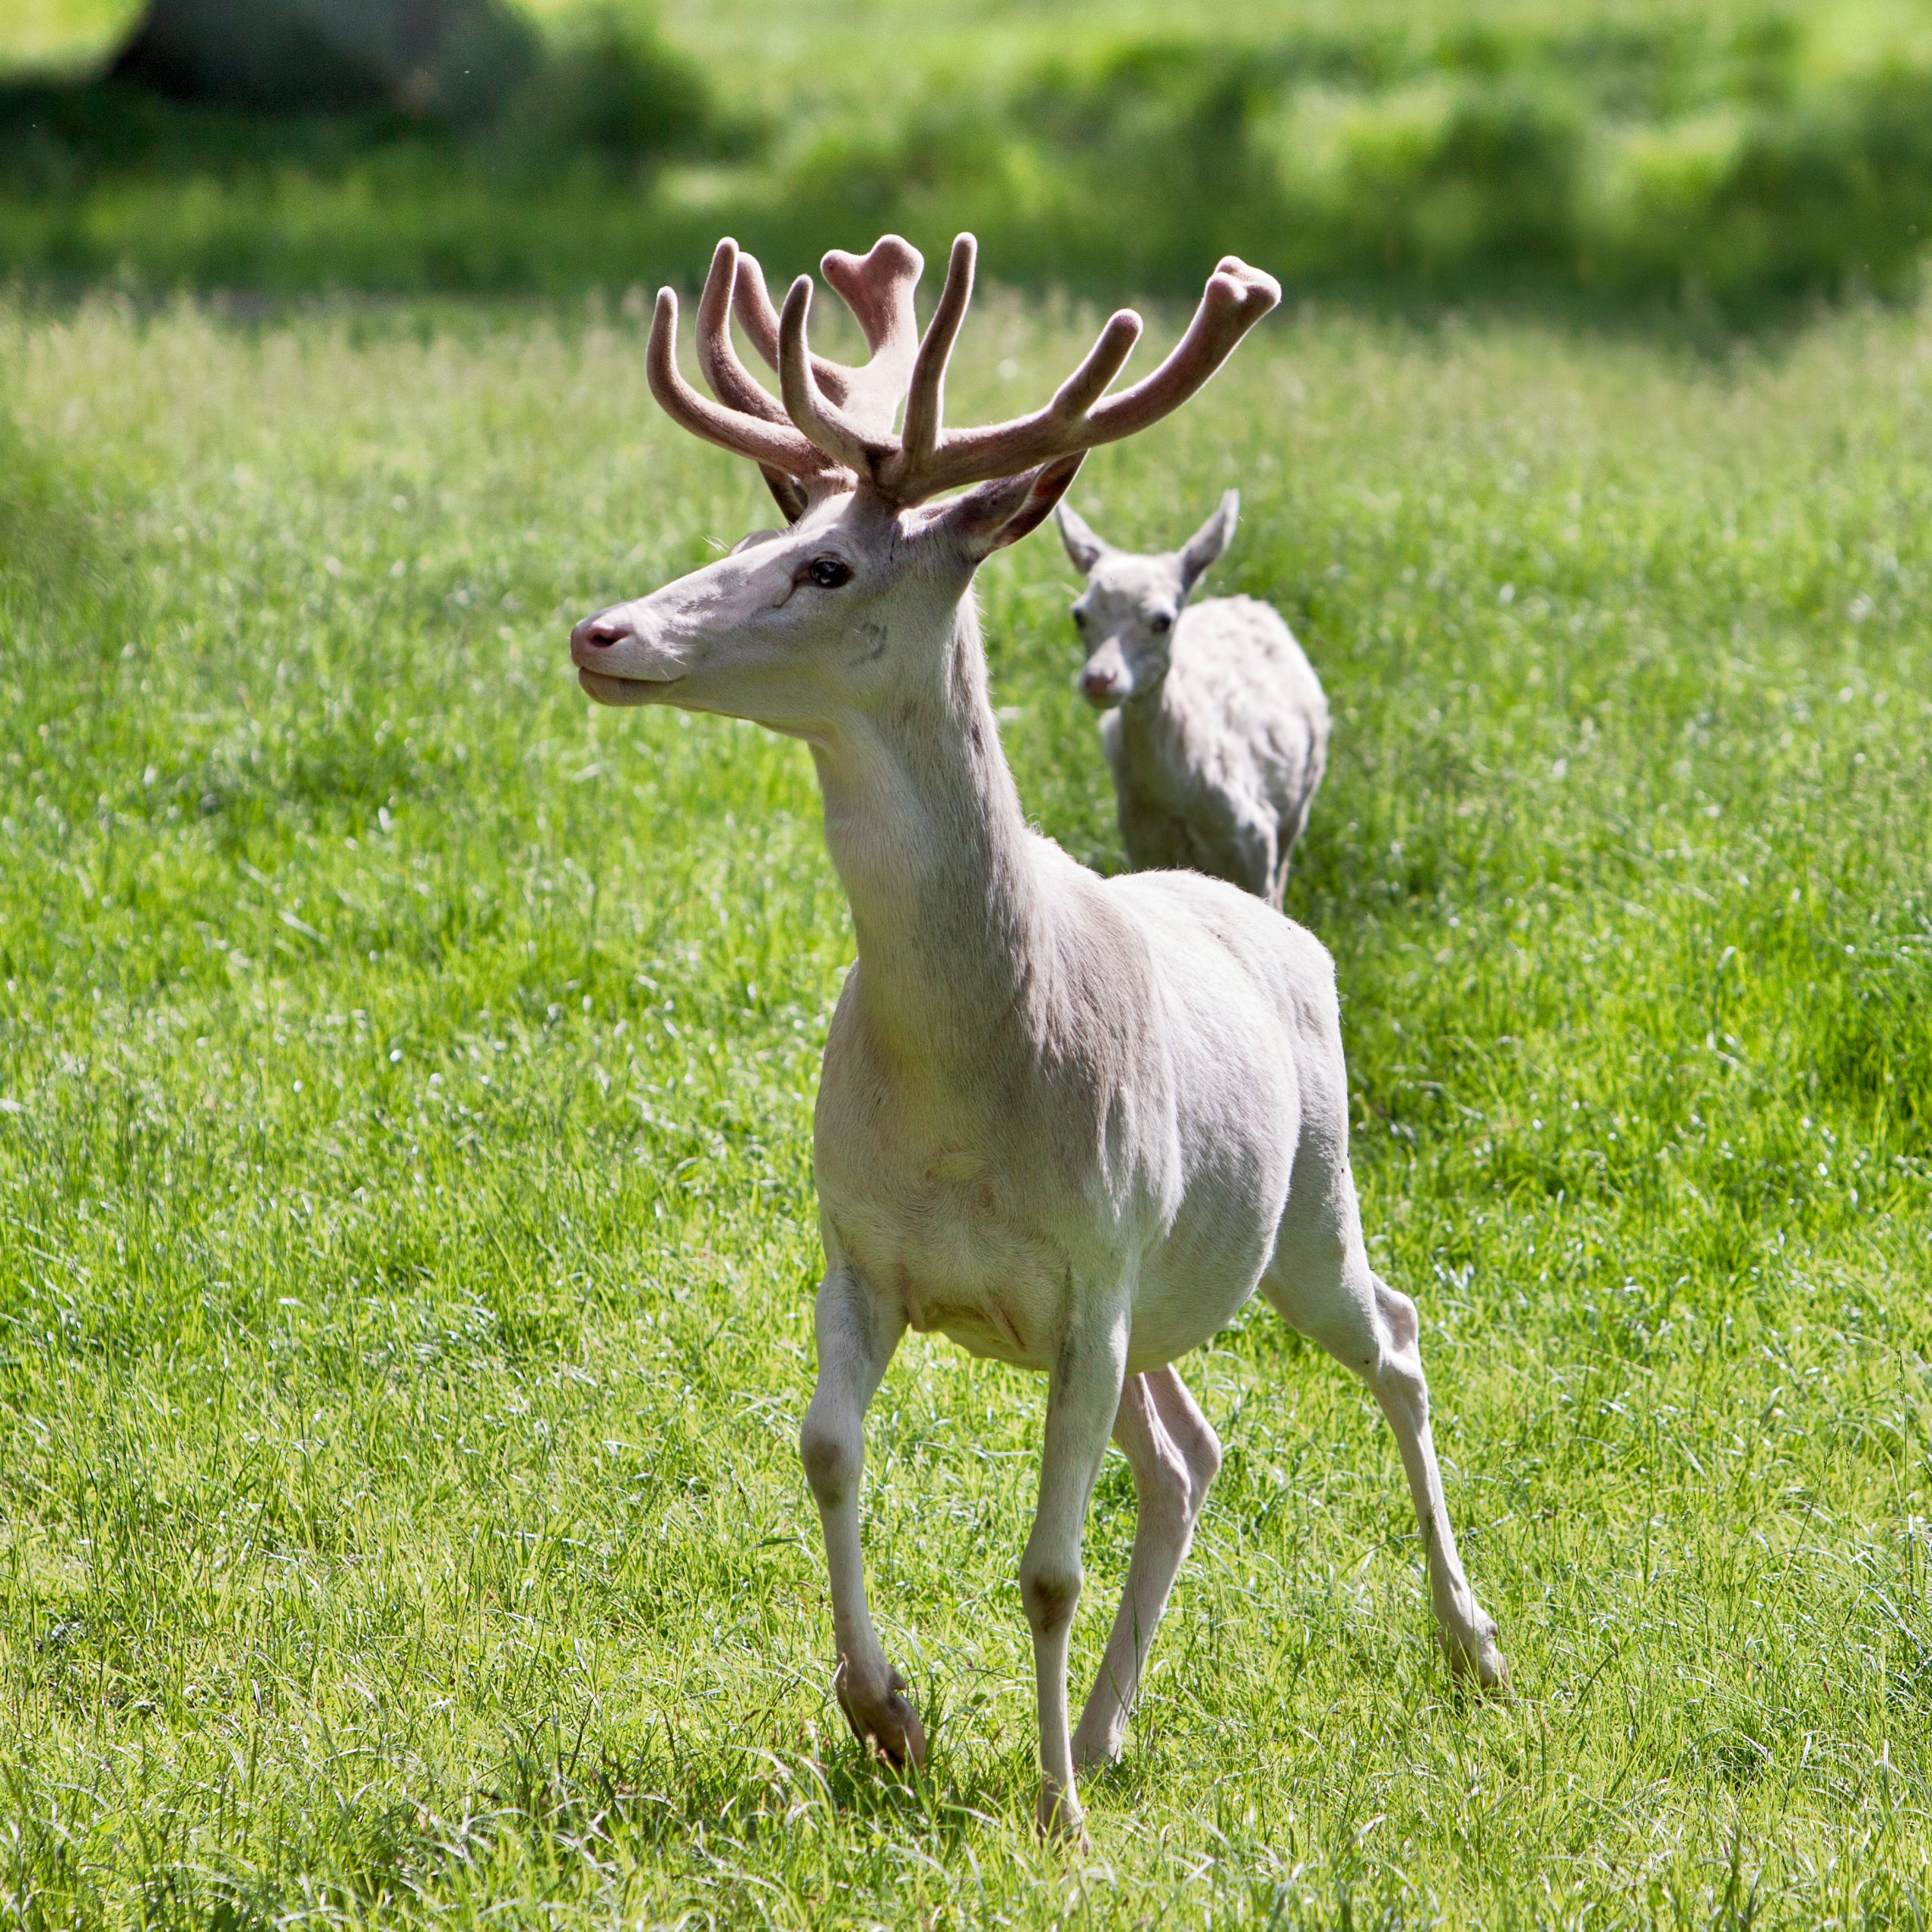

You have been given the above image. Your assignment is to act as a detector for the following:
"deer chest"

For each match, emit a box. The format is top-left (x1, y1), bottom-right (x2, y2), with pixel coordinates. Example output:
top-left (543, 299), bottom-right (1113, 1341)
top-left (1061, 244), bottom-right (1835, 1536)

top-left (819, 1145), bottom-right (1069, 1372)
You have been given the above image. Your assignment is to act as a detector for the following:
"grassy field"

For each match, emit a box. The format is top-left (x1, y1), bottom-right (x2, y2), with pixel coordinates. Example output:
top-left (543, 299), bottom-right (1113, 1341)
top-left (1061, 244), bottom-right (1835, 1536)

top-left (3, 285), bottom-right (1932, 1927)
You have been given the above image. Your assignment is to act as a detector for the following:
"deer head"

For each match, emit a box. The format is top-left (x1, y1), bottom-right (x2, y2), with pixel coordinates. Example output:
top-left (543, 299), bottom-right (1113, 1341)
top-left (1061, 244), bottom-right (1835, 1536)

top-left (1057, 489), bottom-right (1240, 708)
top-left (571, 234), bottom-right (1279, 734)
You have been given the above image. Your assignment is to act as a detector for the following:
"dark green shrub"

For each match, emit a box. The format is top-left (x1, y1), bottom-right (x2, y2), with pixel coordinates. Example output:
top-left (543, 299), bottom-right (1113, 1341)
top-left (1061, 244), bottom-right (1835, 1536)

top-left (109, 0), bottom-right (541, 123)
top-left (505, 5), bottom-right (735, 172)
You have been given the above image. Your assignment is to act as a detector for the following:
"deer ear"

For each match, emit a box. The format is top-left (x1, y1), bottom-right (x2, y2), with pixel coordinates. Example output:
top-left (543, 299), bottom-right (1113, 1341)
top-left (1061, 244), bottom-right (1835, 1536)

top-left (1178, 488), bottom-right (1238, 591)
top-left (930, 454), bottom-right (1087, 561)
top-left (758, 465), bottom-right (811, 525)
top-left (1054, 501), bottom-right (1109, 574)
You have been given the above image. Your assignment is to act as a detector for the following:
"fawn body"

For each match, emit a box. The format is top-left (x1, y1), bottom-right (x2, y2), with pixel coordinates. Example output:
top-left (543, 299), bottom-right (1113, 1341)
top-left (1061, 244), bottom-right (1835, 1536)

top-left (1060, 492), bottom-right (1329, 906)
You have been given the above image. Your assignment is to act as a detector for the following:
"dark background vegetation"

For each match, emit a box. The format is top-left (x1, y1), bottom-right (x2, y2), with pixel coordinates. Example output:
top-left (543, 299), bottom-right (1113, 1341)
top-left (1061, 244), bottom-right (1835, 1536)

top-left (3, 0), bottom-right (1932, 312)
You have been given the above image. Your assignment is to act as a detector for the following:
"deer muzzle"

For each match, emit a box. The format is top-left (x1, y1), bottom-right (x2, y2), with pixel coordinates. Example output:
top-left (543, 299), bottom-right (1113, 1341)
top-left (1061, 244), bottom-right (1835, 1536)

top-left (571, 606), bottom-right (685, 704)
top-left (1078, 641), bottom-right (1132, 709)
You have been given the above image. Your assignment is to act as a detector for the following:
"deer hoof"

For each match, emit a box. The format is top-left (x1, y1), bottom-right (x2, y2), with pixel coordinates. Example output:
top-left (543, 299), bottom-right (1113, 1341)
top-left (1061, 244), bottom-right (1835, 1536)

top-left (837, 1667), bottom-right (928, 1770)
top-left (1446, 1616), bottom-right (1509, 1696)
top-left (1036, 1783), bottom-right (1090, 1852)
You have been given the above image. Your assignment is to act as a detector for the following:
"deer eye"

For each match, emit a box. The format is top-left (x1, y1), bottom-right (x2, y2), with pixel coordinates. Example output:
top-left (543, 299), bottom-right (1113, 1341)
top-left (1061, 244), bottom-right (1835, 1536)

top-left (805, 556), bottom-right (852, 589)
top-left (1150, 611), bottom-right (1174, 634)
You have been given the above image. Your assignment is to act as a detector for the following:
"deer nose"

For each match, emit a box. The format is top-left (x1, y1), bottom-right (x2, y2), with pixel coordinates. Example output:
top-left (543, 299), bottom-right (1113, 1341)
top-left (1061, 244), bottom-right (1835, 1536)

top-left (572, 609), bottom-right (633, 654)
top-left (1081, 666), bottom-right (1120, 702)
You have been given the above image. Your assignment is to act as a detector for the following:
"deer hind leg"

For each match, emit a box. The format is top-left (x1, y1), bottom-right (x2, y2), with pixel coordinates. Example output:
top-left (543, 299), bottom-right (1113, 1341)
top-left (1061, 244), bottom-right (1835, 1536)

top-left (1072, 1366), bottom-right (1222, 1772)
top-left (1273, 788), bottom-right (1318, 903)
top-left (1242, 811), bottom-right (1284, 908)
top-left (1263, 1166), bottom-right (1506, 1690)
top-left (798, 1263), bottom-right (926, 1766)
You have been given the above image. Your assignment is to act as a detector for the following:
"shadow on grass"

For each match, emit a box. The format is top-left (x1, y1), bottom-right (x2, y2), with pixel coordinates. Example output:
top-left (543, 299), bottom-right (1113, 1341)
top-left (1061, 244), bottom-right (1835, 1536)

top-left (492, 1718), bottom-right (1042, 1856)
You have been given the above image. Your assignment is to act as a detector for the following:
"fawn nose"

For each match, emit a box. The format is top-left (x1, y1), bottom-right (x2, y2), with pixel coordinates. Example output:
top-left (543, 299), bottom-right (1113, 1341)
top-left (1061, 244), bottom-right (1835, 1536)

top-left (572, 609), bottom-right (633, 657)
top-left (1081, 666), bottom-right (1120, 702)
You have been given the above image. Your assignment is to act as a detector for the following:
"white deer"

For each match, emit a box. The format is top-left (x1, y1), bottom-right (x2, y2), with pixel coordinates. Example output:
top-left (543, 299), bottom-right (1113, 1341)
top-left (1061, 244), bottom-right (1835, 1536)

top-left (570, 233), bottom-right (1505, 1845)
top-left (1057, 491), bottom-right (1331, 907)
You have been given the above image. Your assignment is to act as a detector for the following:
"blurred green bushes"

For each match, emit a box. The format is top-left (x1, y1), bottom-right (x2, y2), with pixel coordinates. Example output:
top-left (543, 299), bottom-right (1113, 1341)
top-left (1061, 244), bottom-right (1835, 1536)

top-left (774, 18), bottom-right (1932, 306)
top-left (1, 4), bottom-right (1930, 309)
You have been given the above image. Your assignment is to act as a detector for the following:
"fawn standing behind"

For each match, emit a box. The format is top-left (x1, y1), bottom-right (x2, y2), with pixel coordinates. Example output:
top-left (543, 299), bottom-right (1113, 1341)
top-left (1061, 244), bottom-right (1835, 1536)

top-left (1058, 491), bottom-right (1330, 907)
top-left (569, 231), bottom-right (1505, 1847)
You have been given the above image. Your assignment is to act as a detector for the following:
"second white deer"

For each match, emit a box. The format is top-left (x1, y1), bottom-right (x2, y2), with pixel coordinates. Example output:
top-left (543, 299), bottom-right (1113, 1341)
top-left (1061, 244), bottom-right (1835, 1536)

top-left (569, 232), bottom-right (1506, 1847)
top-left (1057, 491), bottom-right (1330, 907)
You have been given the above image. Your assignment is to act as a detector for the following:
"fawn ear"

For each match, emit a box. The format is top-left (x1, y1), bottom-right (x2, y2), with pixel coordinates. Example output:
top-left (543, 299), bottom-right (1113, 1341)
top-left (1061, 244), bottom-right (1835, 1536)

top-left (758, 465), bottom-right (810, 525)
top-left (1178, 488), bottom-right (1238, 592)
top-left (1054, 501), bottom-right (1109, 574)
top-left (929, 454), bottom-right (1087, 561)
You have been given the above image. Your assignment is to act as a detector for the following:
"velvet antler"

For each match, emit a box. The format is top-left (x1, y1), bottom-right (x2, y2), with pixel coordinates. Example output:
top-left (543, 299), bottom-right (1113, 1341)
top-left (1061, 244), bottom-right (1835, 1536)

top-left (645, 232), bottom-right (1281, 506)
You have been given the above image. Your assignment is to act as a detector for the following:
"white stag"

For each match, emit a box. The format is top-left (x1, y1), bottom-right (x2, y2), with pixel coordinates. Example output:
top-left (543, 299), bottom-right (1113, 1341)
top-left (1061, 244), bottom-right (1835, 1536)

top-left (570, 233), bottom-right (1505, 1844)
top-left (1057, 490), bottom-right (1331, 907)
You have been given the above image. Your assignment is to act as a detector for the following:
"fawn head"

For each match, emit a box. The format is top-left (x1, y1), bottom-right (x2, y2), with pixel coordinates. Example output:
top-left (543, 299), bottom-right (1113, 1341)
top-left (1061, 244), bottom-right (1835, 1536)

top-left (1056, 490), bottom-right (1238, 709)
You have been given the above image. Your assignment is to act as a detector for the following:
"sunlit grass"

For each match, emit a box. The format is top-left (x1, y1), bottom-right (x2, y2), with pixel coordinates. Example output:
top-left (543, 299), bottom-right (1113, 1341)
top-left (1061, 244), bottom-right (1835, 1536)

top-left (2, 290), bottom-right (1930, 1925)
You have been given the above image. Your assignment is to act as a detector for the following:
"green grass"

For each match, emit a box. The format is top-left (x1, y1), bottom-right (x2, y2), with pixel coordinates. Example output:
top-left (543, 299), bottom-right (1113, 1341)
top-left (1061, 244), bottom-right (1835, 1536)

top-left (2, 287), bottom-right (1932, 1927)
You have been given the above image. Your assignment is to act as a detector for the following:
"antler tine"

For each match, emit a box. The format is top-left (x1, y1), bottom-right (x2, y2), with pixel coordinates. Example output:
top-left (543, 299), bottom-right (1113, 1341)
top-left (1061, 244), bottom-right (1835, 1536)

top-left (894, 232), bottom-right (977, 480)
top-left (891, 256), bottom-right (1281, 503)
top-left (820, 235), bottom-right (924, 435)
top-left (778, 275), bottom-right (894, 478)
top-left (821, 235), bottom-right (923, 355)
top-left (731, 248), bottom-right (866, 416)
top-left (694, 239), bottom-right (790, 427)
top-left (897, 308), bottom-right (1139, 496)
top-left (646, 287), bottom-right (843, 481)
top-left (731, 249), bottom-right (783, 369)
top-left (1078, 258), bottom-right (1281, 448)
top-left (1046, 309), bottom-right (1145, 417)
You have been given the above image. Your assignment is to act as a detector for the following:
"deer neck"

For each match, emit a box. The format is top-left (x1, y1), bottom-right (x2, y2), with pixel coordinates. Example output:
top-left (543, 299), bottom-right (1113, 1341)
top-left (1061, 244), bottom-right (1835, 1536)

top-left (1117, 672), bottom-right (1177, 752)
top-left (808, 595), bottom-right (1044, 1068)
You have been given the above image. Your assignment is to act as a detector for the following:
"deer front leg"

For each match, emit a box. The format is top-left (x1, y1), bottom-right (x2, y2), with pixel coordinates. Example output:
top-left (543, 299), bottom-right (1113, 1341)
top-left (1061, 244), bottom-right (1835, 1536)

top-left (1071, 1366), bottom-right (1221, 1770)
top-left (798, 1263), bottom-right (924, 1767)
top-left (1022, 1300), bottom-right (1131, 1846)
